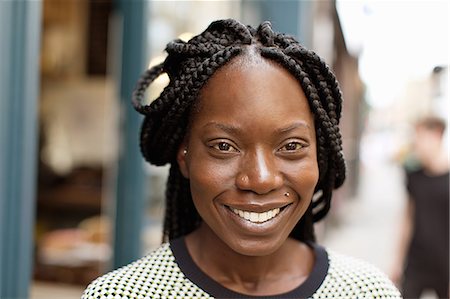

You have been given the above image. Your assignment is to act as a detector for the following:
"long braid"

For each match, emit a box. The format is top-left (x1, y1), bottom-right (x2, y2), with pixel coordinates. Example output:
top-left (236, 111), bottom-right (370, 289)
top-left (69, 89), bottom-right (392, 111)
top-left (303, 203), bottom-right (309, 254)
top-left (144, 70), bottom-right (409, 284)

top-left (132, 19), bottom-right (346, 242)
top-left (163, 165), bottom-right (200, 242)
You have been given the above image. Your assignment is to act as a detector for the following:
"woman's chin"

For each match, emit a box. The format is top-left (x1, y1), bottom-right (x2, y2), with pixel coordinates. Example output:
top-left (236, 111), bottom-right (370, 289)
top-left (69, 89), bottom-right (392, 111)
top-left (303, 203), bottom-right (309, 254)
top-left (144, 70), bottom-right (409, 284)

top-left (224, 237), bottom-right (286, 257)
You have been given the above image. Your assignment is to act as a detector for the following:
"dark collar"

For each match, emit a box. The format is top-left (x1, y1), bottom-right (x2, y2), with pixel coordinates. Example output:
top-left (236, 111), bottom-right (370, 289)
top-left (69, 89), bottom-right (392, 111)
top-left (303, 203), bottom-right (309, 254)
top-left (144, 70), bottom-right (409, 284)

top-left (170, 237), bottom-right (329, 298)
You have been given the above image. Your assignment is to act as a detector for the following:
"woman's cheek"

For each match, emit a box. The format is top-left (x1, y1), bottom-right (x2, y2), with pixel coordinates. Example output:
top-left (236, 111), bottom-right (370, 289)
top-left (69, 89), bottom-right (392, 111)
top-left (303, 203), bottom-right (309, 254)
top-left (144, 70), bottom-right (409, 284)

top-left (188, 158), bottom-right (237, 195)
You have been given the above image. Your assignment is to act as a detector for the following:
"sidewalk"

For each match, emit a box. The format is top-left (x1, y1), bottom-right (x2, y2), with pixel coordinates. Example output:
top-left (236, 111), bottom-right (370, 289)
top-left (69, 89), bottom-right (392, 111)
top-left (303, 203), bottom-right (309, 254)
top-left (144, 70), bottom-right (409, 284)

top-left (322, 161), bottom-right (406, 274)
top-left (321, 160), bottom-right (441, 299)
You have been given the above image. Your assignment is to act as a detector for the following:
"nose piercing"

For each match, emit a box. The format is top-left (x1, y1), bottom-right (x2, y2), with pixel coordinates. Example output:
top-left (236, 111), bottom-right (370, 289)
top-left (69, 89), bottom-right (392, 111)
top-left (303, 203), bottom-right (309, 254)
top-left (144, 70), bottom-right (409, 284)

top-left (284, 192), bottom-right (290, 197)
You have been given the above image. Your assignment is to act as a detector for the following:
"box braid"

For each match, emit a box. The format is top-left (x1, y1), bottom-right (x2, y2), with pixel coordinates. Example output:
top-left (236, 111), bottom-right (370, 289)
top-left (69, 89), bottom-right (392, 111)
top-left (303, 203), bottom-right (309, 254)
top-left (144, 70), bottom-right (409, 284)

top-left (132, 19), bottom-right (346, 243)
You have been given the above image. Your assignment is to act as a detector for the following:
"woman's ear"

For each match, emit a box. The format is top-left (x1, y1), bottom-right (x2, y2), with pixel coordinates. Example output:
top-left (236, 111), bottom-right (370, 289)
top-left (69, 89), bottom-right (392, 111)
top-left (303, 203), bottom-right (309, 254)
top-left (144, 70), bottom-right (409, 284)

top-left (176, 143), bottom-right (189, 178)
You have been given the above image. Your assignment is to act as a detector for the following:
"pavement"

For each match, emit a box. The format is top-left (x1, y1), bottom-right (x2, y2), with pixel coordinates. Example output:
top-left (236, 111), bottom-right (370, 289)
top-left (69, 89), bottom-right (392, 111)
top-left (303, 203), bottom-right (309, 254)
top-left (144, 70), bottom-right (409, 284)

top-left (322, 160), bottom-right (406, 273)
top-left (321, 160), bottom-right (439, 299)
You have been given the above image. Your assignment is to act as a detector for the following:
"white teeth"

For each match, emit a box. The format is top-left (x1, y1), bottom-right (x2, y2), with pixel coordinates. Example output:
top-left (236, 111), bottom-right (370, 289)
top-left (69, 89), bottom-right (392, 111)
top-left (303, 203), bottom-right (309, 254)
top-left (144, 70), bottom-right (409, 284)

top-left (258, 212), bottom-right (267, 222)
top-left (231, 207), bottom-right (282, 223)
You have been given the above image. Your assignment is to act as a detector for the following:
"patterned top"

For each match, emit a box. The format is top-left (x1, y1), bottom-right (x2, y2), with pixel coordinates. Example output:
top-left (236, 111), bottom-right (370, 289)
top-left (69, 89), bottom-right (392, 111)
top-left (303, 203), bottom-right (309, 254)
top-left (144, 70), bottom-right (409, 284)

top-left (82, 238), bottom-right (402, 299)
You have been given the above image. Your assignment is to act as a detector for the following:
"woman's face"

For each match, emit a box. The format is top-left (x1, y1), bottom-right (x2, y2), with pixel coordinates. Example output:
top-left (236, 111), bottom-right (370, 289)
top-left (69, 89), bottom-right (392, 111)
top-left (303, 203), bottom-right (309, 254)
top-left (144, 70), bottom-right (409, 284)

top-left (177, 55), bottom-right (319, 256)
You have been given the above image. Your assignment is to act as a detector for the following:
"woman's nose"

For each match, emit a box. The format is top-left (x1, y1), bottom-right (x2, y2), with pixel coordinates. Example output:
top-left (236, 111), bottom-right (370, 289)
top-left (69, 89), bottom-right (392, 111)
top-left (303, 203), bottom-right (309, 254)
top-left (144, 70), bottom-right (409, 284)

top-left (236, 149), bottom-right (283, 194)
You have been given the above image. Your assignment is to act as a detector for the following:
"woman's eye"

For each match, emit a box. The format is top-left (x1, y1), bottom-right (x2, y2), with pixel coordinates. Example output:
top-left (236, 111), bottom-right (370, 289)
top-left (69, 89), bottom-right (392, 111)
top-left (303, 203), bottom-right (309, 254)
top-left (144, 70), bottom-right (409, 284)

top-left (280, 142), bottom-right (304, 152)
top-left (212, 142), bottom-right (237, 152)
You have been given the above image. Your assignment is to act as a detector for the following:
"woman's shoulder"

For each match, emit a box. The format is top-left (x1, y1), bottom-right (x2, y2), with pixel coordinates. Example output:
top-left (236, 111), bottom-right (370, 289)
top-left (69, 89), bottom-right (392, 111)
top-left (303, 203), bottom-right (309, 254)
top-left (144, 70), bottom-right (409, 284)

top-left (316, 248), bottom-right (402, 298)
top-left (81, 242), bottom-right (210, 299)
top-left (81, 243), bottom-right (172, 298)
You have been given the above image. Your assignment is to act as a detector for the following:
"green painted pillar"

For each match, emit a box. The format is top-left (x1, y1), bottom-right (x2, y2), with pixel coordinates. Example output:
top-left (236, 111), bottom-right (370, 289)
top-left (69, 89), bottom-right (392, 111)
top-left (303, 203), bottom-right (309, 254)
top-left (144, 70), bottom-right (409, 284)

top-left (0, 1), bottom-right (42, 298)
top-left (112, 0), bottom-right (148, 269)
top-left (260, 0), bottom-right (301, 38)
top-left (241, 0), bottom-right (313, 47)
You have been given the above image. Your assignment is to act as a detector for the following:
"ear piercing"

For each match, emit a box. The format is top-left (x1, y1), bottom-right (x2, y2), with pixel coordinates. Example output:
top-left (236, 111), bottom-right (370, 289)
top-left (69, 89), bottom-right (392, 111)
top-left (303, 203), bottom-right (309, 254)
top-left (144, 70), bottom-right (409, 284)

top-left (284, 192), bottom-right (290, 197)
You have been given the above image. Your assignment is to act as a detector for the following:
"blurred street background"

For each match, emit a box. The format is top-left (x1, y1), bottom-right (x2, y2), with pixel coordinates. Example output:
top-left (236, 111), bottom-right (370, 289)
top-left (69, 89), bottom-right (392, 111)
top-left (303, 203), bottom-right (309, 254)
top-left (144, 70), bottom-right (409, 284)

top-left (0, 1), bottom-right (448, 298)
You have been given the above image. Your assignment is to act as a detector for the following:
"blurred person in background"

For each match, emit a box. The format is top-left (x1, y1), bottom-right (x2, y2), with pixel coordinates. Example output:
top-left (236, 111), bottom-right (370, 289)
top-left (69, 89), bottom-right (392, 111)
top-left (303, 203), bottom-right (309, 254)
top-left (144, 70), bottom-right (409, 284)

top-left (391, 116), bottom-right (449, 298)
top-left (82, 19), bottom-right (401, 298)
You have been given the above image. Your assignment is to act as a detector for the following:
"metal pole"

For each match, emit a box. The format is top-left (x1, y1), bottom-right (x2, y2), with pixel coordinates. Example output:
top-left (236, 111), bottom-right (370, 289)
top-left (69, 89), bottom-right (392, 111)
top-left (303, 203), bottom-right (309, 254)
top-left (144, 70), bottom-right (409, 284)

top-left (240, 0), bottom-right (312, 45)
top-left (0, 1), bottom-right (41, 297)
top-left (111, 0), bottom-right (148, 269)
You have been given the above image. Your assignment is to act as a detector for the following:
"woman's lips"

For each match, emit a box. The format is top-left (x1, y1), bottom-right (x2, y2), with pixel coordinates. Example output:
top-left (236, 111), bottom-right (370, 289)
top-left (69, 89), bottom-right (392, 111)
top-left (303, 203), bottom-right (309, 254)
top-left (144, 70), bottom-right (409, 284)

top-left (224, 203), bottom-right (292, 224)
top-left (229, 206), bottom-right (281, 223)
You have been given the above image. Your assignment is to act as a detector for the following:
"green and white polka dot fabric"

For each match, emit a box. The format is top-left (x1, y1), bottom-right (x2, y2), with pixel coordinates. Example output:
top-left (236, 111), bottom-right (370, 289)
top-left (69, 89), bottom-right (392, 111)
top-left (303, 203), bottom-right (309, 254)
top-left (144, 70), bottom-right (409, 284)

top-left (313, 251), bottom-right (401, 299)
top-left (82, 243), bottom-right (401, 299)
top-left (82, 243), bottom-right (211, 299)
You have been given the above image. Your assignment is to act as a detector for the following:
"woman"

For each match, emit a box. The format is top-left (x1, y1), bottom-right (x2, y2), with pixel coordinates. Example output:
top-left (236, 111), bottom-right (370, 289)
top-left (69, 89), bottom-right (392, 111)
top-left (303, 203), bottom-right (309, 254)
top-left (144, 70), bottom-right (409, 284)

top-left (82, 19), bottom-right (401, 298)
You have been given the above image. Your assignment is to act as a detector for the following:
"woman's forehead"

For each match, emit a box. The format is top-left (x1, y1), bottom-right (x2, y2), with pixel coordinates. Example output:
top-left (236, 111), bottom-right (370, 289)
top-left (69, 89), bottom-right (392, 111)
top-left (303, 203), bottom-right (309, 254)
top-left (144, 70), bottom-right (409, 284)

top-left (192, 54), bottom-right (314, 132)
top-left (199, 51), bottom-right (302, 97)
top-left (215, 48), bottom-right (278, 78)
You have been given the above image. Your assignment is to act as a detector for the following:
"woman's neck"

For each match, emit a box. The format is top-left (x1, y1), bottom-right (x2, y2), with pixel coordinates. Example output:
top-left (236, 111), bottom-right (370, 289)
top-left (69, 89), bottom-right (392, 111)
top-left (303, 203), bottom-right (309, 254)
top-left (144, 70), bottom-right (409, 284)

top-left (184, 223), bottom-right (314, 296)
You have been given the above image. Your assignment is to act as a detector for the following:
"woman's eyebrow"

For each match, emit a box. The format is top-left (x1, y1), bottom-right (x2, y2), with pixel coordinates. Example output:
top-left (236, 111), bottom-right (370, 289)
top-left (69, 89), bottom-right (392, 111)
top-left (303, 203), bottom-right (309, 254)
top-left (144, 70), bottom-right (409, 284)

top-left (202, 122), bottom-right (241, 134)
top-left (202, 121), bottom-right (311, 135)
top-left (276, 121), bottom-right (311, 134)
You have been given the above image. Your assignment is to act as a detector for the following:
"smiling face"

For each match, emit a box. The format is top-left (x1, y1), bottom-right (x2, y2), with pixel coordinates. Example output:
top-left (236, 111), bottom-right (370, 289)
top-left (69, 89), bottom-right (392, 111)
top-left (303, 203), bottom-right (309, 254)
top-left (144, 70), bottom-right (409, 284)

top-left (177, 53), bottom-right (319, 256)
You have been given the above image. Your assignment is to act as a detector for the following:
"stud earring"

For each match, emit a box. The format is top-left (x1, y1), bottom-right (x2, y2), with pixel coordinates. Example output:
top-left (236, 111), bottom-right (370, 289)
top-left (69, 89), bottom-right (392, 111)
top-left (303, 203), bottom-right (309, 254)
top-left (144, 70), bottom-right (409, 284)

top-left (284, 192), bottom-right (290, 197)
top-left (183, 149), bottom-right (187, 155)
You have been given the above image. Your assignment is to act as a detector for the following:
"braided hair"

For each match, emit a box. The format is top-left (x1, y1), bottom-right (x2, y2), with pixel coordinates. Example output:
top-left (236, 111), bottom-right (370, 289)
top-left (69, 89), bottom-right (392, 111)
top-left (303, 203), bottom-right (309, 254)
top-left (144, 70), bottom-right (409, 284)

top-left (132, 19), bottom-right (346, 243)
